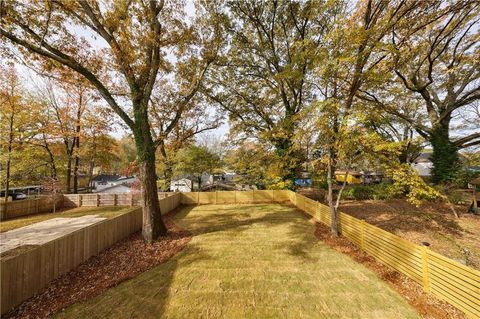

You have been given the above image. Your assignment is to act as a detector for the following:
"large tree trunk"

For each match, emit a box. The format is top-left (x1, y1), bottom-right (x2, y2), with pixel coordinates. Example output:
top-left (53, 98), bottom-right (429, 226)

top-left (133, 110), bottom-right (167, 243)
top-left (4, 112), bottom-right (14, 204)
top-left (158, 140), bottom-right (173, 191)
top-left (273, 137), bottom-right (300, 184)
top-left (430, 120), bottom-right (459, 184)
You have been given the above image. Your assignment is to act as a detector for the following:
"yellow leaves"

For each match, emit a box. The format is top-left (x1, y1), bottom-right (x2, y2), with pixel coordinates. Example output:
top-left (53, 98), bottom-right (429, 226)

top-left (387, 164), bottom-right (442, 206)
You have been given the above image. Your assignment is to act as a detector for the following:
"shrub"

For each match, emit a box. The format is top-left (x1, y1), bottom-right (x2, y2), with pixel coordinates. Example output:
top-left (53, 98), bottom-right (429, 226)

top-left (342, 183), bottom-right (404, 200)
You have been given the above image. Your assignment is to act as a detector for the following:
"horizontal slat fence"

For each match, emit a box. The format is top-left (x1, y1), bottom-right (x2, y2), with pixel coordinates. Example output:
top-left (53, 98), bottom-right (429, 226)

top-left (0, 195), bottom-right (63, 221)
top-left (0, 193), bottom-right (182, 315)
top-left (286, 191), bottom-right (479, 319)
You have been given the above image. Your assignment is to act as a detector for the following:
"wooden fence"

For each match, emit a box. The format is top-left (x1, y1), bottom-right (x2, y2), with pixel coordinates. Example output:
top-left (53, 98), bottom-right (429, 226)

top-left (0, 193), bottom-right (182, 315)
top-left (180, 190), bottom-right (291, 205)
top-left (0, 195), bottom-right (63, 221)
top-left (1, 190), bottom-right (478, 317)
top-left (63, 192), bottom-right (172, 208)
top-left (284, 191), bottom-right (480, 319)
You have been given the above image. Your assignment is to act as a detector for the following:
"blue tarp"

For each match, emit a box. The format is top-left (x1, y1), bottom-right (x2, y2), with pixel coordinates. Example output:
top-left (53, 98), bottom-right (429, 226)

top-left (294, 178), bottom-right (312, 186)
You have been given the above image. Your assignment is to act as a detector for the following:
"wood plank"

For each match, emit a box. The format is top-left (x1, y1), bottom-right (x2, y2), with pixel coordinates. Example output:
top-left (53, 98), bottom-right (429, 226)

top-left (363, 237), bottom-right (424, 268)
top-left (429, 282), bottom-right (480, 318)
top-left (428, 250), bottom-right (480, 278)
top-left (429, 271), bottom-right (480, 307)
top-left (428, 259), bottom-right (480, 292)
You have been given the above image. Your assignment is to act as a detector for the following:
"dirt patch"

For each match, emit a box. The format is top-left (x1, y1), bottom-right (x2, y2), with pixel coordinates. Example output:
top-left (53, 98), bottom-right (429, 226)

top-left (3, 211), bottom-right (192, 319)
top-left (311, 218), bottom-right (466, 319)
top-left (339, 199), bottom-right (480, 270)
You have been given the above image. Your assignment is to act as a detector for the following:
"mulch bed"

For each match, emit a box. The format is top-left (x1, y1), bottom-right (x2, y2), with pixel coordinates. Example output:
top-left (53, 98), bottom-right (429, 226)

top-left (3, 211), bottom-right (192, 319)
top-left (311, 218), bottom-right (466, 319)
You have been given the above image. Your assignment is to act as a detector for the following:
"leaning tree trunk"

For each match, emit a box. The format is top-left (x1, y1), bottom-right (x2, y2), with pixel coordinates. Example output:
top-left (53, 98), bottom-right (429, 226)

top-left (430, 120), bottom-right (459, 184)
top-left (73, 135), bottom-right (80, 194)
top-left (66, 156), bottom-right (72, 193)
top-left (327, 149), bottom-right (339, 237)
top-left (133, 110), bottom-right (167, 242)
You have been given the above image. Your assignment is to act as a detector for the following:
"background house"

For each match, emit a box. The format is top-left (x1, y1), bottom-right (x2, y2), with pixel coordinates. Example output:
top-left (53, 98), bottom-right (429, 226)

top-left (411, 152), bottom-right (433, 177)
top-left (91, 175), bottom-right (139, 193)
top-left (170, 177), bottom-right (194, 192)
top-left (96, 184), bottom-right (133, 194)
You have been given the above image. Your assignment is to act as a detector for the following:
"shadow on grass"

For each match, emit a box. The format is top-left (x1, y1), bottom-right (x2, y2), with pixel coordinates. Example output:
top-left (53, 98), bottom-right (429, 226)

top-left (176, 204), bottom-right (321, 263)
top-left (60, 203), bottom-right (409, 318)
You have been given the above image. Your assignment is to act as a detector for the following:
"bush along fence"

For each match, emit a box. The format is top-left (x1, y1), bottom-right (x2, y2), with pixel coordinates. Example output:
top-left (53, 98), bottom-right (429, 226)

top-left (0, 193), bottom-right (182, 315)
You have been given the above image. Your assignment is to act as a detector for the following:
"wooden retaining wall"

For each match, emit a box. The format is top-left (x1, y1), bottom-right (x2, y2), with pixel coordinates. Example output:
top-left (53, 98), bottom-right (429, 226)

top-left (285, 191), bottom-right (480, 319)
top-left (0, 195), bottom-right (63, 221)
top-left (0, 193), bottom-right (181, 315)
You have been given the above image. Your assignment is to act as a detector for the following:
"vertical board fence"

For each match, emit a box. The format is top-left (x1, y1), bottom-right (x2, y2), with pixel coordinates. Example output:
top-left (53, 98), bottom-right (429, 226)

top-left (0, 193), bottom-right (181, 315)
top-left (180, 190), bottom-right (291, 205)
top-left (0, 195), bottom-right (63, 221)
top-left (284, 191), bottom-right (480, 319)
top-left (63, 192), bottom-right (172, 208)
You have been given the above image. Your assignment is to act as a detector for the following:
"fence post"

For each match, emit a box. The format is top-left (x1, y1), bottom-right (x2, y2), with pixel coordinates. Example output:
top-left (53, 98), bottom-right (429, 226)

top-left (130, 194), bottom-right (134, 206)
top-left (114, 194), bottom-right (117, 206)
top-left (96, 194), bottom-right (100, 207)
top-left (422, 246), bottom-right (430, 292)
top-left (360, 219), bottom-right (366, 251)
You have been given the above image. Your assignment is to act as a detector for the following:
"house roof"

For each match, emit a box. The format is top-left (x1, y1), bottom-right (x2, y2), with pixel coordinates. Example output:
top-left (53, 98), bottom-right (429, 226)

top-left (96, 184), bottom-right (132, 193)
top-left (172, 175), bottom-right (196, 182)
top-left (116, 176), bottom-right (137, 182)
top-left (92, 174), bottom-right (121, 182)
top-left (414, 152), bottom-right (432, 163)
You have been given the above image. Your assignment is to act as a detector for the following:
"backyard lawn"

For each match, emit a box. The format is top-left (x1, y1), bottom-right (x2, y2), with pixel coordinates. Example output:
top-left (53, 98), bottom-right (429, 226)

top-left (56, 204), bottom-right (419, 318)
top-left (0, 206), bottom-right (136, 233)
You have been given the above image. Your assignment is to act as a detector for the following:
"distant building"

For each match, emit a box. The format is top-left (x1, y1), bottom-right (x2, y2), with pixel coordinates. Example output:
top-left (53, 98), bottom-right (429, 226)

top-left (412, 152), bottom-right (433, 177)
top-left (96, 184), bottom-right (133, 194)
top-left (91, 175), bottom-right (139, 192)
top-left (170, 177), bottom-right (194, 192)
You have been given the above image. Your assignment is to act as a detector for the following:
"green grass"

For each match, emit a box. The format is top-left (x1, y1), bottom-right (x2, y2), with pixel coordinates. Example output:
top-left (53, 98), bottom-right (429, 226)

top-left (56, 204), bottom-right (419, 318)
top-left (0, 206), bottom-right (136, 233)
